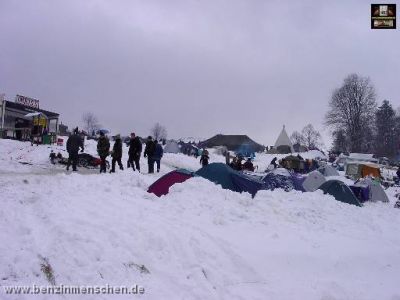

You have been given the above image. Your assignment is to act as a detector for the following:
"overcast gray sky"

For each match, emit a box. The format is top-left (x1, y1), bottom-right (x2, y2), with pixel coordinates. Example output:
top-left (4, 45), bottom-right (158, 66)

top-left (1, 0), bottom-right (399, 146)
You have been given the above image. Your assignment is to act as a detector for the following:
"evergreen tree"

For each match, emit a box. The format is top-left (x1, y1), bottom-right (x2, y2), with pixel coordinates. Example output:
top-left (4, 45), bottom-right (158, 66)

top-left (374, 100), bottom-right (396, 157)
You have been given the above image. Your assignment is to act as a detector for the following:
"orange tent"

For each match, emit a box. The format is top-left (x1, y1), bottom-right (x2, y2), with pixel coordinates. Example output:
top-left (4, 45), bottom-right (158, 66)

top-left (361, 164), bottom-right (381, 178)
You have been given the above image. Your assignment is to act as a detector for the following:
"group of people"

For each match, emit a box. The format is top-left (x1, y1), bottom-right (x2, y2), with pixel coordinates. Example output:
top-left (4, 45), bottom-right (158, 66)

top-left (66, 129), bottom-right (163, 174)
top-left (228, 156), bottom-right (255, 171)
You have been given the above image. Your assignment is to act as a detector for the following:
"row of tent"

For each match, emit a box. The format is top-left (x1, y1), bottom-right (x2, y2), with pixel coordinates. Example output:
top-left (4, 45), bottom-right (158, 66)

top-left (147, 163), bottom-right (389, 207)
top-left (164, 140), bottom-right (258, 158)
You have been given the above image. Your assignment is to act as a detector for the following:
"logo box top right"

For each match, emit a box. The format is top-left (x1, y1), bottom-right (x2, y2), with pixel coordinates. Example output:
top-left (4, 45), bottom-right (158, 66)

top-left (371, 4), bottom-right (396, 29)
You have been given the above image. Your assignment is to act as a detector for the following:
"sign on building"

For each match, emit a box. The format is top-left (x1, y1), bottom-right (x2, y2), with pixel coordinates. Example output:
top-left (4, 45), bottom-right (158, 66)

top-left (15, 94), bottom-right (40, 109)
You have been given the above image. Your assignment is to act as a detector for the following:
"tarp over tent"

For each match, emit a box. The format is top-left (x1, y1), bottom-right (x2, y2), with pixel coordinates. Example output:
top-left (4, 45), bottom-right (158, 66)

top-left (148, 169), bottom-right (193, 197)
top-left (262, 173), bottom-right (295, 191)
top-left (318, 165), bottom-right (339, 177)
top-left (195, 163), bottom-right (265, 197)
top-left (164, 141), bottom-right (180, 154)
top-left (319, 180), bottom-right (362, 207)
top-left (350, 177), bottom-right (389, 203)
top-left (303, 170), bottom-right (326, 192)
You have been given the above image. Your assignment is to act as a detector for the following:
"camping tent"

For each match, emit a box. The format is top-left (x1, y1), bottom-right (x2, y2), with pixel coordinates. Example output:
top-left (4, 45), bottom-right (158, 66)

top-left (148, 169), bottom-right (193, 197)
top-left (195, 163), bottom-right (265, 197)
top-left (291, 173), bottom-right (306, 192)
top-left (303, 170), bottom-right (326, 192)
top-left (164, 141), bottom-right (180, 154)
top-left (345, 162), bottom-right (381, 179)
top-left (318, 165), bottom-right (339, 177)
top-left (319, 180), bottom-right (362, 207)
top-left (235, 144), bottom-right (256, 159)
top-left (281, 155), bottom-right (304, 172)
top-left (271, 168), bottom-right (292, 177)
top-left (262, 173), bottom-right (295, 191)
top-left (350, 177), bottom-right (389, 203)
top-left (274, 125), bottom-right (294, 153)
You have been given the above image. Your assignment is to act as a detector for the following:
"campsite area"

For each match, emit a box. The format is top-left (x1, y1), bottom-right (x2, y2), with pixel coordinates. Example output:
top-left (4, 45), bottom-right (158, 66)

top-left (1, 136), bottom-right (400, 300)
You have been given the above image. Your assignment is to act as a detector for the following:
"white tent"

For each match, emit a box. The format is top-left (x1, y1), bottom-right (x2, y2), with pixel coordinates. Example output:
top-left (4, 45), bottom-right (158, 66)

top-left (318, 165), bottom-right (339, 177)
top-left (274, 125), bottom-right (294, 153)
top-left (164, 140), bottom-right (180, 154)
top-left (354, 177), bottom-right (389, 203)
top-left (303, 170), bottom-right (326, 192)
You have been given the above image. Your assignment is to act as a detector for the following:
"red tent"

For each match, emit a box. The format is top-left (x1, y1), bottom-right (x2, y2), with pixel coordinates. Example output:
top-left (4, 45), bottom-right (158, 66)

top-left (147, 169), bottom-right (193, 197)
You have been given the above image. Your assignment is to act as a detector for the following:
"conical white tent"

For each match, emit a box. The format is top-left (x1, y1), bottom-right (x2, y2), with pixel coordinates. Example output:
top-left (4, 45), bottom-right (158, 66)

top-left (274, 125), bottom-right (294, 153)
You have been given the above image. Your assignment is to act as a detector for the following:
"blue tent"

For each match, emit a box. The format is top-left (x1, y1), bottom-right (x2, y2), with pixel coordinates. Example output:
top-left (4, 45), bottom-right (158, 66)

top-left (235, 144), bottom-right (256, 159)
top-left (195, 163), bottom-right (264, 197)
top-left (319, 180), bottom-right (362, 207)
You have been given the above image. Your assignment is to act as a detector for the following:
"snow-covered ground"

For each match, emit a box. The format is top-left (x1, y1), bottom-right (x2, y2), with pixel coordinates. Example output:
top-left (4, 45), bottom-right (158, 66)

top-left (1, 138), bottom-right (400, 300)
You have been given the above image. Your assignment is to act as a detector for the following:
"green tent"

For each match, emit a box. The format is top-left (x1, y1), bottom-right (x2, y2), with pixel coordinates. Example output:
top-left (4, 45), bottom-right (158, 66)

top-left (319, 180), bottom-right (362, 207)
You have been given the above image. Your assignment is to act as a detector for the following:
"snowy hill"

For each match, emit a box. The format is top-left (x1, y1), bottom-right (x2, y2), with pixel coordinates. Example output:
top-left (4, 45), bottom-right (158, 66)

top-left (1, 139), bottom-right (400, 300)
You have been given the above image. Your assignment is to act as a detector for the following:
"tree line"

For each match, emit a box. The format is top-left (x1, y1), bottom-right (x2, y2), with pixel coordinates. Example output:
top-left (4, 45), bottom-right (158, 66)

top-left (326, 73), bottom-right (400, 158)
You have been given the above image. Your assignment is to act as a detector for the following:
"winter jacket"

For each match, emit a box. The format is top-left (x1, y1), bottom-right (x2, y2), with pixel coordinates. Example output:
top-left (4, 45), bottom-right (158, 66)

top-left (152, 143), bottom-right (164, 160)
top-left (112, 138), bottom-right (123, 159)
top-left (97, 136), bottom-right (110, 157)
top-left (129, 137), bottom-right (142, 157)
top-left (243, 160), bottom-right (255, 172)
top-left (200, 154), bottom-right (209, 166)
top-left (66, 134), bottom-right (84, 154)
top-left (144, 140), bottom-right (156, 158)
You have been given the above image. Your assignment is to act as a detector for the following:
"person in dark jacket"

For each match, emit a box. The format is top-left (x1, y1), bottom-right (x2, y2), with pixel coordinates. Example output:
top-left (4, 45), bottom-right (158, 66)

top-left (271, 157), bottom-right (278, 169)
top-left (200, 149), bottom-right (209, 167)
top-left (128, 132), bottom-right (142, 172)
top-left (110, 134), bottom-right (123, 173)
top-left (243, 158), bottom-right (255, 172)
top-left (97, 131), bottom-right (110, 173)
top-left (152, 140), bottom-right (164, 173)
top-left (144, 136), bottom-right (156, 173)
top-left (66, 128), bottom-right (84, 171)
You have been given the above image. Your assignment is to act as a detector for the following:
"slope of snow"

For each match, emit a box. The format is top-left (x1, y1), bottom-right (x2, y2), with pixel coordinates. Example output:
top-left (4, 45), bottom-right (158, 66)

top-left (0, 139), bottom-right (400, 300)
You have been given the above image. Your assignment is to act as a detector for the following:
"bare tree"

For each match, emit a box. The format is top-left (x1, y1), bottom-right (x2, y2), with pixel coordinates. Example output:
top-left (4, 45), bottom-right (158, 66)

top-left (82, 112), bottom-right (100, 135)
top-left (325, 74), bottom-right (377, 152)
top-left (301, 124), bottom-right (322, 149)
top-left (290, 131), bottom-right (305, 145)
top-left (151, 122), bottom-right (167, 141)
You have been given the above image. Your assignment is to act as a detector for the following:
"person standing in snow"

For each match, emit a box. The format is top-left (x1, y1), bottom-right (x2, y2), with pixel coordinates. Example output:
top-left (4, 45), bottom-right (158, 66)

top-left (271, 157), bottom-right (278, 169)
top-left (200, 149), bottom-right (209, 167)
top-left (66, 127), bottom-right (84, 172)
top-left (144, 136), bottom-right (156, 173)
top-left (97, 131), bottom-right (110, 173)
top-left (128, 132), bottom-right (142, 172)
top-left (110, 134), bottom-right (124, 173)
top-left (152, 140), bottom-right (164, 173)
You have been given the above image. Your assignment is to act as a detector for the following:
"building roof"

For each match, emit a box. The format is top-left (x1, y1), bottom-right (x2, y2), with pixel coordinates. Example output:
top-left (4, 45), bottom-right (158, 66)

top-left (274, 125), bottom-right (294, 152)
top-left (199, 134), bottom-right (265, 152)
top-left (4, 100), bottom-right (59, 119)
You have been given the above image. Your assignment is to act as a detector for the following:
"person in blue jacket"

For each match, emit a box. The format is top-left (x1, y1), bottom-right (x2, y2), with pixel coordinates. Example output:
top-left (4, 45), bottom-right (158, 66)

top-left (152, 140), bottom-right (164, 173)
